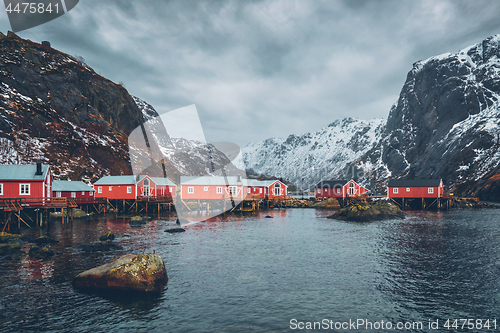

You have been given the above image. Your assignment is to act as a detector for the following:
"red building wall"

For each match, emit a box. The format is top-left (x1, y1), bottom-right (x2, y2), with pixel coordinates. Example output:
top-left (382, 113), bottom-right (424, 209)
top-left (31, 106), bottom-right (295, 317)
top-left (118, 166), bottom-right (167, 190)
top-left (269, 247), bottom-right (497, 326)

top-left (388, 185), bottom-right (443, 198)
top-left (1, 181), bottom-right (46, 198)
top-left (181, 184), bottom-right (244, 200)
top-left (53, 190), bottom-right (94, 199)
top-left (94, 184), bottom-right (137, 200)
top-left (316, 180), bottom-right (368, 198)
top-left (267, 181), bottom-right (287, 199)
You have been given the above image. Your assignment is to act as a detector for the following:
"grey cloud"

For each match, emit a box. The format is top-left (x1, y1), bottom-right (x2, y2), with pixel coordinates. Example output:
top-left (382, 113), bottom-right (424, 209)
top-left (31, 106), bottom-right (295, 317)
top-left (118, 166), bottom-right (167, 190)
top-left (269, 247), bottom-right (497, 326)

top-left (3, 0), bottom-right (500, 145)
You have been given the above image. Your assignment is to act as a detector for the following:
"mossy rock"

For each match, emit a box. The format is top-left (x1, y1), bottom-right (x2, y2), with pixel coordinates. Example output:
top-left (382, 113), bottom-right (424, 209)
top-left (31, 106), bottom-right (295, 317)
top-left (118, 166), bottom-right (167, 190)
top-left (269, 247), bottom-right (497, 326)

top-left (312, 198), bottom-right (341, 209)
top-left (0, 242), bottom-right (21, 255)
top-left (99, 231), bottom-right (115, 241)
top-left (0, 232), bottom-right (22, 243)
top-left (130, 216), bottom-right (143, 222)
top-left (29, 245), bottom-right (54, 260)
top-left (329, 200), bottom-right (406, 222)
top-left (73, 253), bottom-right (168, 292)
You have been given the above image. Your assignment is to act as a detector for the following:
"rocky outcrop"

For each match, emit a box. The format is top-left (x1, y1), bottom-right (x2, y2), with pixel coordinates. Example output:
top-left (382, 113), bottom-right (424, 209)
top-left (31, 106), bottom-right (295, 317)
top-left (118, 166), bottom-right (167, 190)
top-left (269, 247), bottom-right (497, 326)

top-left (73, 253), bottom-right (168, 292)
top-left (0, 34), bottom-right (147, 181)
top-left (356, 34), bottom-right (500, 198)
top-left (328, 200), bottom-right (405, 222)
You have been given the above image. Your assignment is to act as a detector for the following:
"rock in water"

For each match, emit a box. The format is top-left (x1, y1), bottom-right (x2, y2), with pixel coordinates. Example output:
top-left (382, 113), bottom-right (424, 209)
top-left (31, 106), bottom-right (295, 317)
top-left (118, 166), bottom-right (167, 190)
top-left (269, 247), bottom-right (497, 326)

top-left (73, 254), bottom-right (168, 292)
top-left (164, 228), bottom-right (186, 233)
top-left (99, 231), bottom-right (115, 241)
top-left (328, 200), bottom-right (406, 222)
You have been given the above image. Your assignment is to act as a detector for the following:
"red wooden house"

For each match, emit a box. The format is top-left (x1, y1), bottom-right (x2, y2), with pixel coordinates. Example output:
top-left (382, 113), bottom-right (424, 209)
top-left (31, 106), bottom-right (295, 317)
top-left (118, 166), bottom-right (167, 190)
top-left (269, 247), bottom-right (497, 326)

top-left (0, 162), bottom-right (52, 198)
top-left (52, 180), bottom-right (95, 200)
top-left (94, 175), bottom-right (176, 200)
top-left (94, 176), bottom-right (137, 200)
top-left (387, 179), bottom-right (443, 198)
top-left (315, 179), bottom-right (369, 198)
top-left (180, 176), bottom-right (246, 200)
top-left (244, 179), bottom-right (288, 199)
top-left (136, 176), bottom-right (176, 199)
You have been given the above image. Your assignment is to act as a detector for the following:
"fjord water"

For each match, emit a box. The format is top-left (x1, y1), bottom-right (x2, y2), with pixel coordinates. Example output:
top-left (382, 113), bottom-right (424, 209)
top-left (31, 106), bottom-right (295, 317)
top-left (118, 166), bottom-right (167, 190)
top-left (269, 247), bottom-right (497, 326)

top-left (1, 209), bottom-right (499, 332)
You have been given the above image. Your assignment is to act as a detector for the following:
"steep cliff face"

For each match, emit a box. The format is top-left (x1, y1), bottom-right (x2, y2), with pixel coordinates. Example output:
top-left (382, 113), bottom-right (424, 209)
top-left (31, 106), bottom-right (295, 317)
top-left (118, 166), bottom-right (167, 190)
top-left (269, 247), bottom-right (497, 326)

top-left (357, 34), bottom-right (500, 198)
top-left (238, 117), bottom-right (385, 191)
top-left (0, 32), bottom-right (146, 181)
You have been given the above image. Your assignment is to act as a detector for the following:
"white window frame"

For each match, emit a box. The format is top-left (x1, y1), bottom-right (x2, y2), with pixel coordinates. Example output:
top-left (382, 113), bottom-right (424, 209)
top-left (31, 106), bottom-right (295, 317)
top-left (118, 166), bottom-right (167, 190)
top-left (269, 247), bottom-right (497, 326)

top-left (337, 188), bottom-right (341, 194)
top-left (428, 188), bottom-right (434, 194)
top-left (393, 188), bottom-right (398, 194)
top-left (260, 188), bottom-right (262, 193)
top-left (248, 188), bottom-right (251, 193)
top-left (406, 188), bottom-right (410, 192)
top-left (217, 187), bottom-right (222, 194)
top-left (19, 183), bottom-right (30, 195)
top-left (56, 191), bottom-right (61, 197)
top-left (204, 186), bottom-right (209, 191)
top-left (228, 186), bottom-right (237, 195)
top-left (90, 192), bottom-right (94, 196)
top-left (71, 192), bottom-right (76, 198)
top-left (98, 187), bottom-right (102, 194)
top-left (188, 187), bottom-right (194, 194)
top-left (0, 183), bottom-right (3, 195)
top-left (127, 186), bottom-right (132, 194)
top-left (109, 186), bottom-right (113, 191)
top-left (81, 191), bottom-right (85, 195)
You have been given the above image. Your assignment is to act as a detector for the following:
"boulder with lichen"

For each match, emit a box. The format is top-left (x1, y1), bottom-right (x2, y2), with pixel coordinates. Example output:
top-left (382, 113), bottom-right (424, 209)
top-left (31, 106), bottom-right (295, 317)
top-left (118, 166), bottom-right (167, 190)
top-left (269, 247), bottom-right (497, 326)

top-left (73, 253), bottom-right (168, 292)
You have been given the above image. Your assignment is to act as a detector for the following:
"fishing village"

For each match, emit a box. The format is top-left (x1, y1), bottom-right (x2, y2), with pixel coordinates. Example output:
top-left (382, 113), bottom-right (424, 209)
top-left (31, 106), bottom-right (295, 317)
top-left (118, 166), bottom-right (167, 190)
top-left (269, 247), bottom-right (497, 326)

top-left (0, 161), bottom-right (492, 233)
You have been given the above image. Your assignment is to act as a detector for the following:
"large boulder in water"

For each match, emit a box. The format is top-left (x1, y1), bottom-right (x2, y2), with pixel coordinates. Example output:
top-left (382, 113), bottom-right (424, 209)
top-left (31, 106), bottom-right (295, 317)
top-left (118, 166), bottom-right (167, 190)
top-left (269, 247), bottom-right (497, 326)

top-left (73, 254), bottom-right (168, 292)
top-left (328, 200), bottom-right (406, 222)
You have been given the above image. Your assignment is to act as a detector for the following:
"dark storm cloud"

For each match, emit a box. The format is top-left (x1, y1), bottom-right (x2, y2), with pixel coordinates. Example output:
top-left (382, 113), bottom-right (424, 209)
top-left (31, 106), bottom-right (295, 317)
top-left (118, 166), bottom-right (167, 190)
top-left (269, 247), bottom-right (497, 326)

top-left (1, 0), bottom-right (500, 145)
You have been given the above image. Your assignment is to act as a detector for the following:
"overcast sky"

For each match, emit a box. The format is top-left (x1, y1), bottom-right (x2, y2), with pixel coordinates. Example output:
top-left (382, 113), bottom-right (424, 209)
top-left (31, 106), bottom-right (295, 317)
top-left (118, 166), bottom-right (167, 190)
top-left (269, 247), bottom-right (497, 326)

top-left (1, 0), bottom-right (500, 146)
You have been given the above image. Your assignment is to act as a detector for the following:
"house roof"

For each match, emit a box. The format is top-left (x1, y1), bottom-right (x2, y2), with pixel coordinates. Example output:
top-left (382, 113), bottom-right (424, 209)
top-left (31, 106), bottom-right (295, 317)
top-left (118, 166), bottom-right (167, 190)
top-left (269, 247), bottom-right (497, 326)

top-left (52, 180), bottom-right (94, 192)
top-left (94, 175), bottom-right (137, 185)
top-left (180, 176), bottom-right (286, 187)
top-left (140, 176), bottom-right (176, 186)
top-left (245, 179), bottom-right (286, 187)
top-left (181, 176), bottom-right (246, 186)
top-left (388, 179), bottom-right (442, 187)
top-left (0, 164), bottom-right (49, 180)
top-left (315, 180), bottom-right (349, 188)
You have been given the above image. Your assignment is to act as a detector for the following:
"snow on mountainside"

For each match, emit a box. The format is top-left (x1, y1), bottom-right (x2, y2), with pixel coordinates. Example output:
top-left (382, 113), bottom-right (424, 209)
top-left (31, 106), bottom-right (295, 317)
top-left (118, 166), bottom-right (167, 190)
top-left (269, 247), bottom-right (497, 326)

top-left (132, 97), bottom-right (238, 181)
top-left (356, 34), bottom-right (500, 198)
top-left (239, 117), bottom-right (385, 191)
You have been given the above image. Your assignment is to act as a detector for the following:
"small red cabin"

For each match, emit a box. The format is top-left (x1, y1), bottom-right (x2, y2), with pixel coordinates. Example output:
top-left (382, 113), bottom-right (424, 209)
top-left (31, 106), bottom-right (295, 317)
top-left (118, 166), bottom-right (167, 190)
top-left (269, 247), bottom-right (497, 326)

top-left (94, 176), bottom-right (137, 200)
top-left (0, 162), bottom-right (52, 198)
top-left (315, 179), bottom-right (369, 198)
top-left (52, 180), bottom-right (95, 199)
top-left (94, 175), bottom-right (176, 200)
top-left (387, 179), bottom-right (443, 198)
top-left (245, 179), bottom-right (287, 199)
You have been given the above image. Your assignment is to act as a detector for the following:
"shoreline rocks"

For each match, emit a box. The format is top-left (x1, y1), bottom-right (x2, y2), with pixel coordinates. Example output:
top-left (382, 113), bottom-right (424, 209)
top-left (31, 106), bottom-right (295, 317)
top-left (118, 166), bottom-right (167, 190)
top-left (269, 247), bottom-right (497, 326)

top-left (73, 253), bottom-right (168, 292)
top-left (328, 200), bottom-right (406, 222)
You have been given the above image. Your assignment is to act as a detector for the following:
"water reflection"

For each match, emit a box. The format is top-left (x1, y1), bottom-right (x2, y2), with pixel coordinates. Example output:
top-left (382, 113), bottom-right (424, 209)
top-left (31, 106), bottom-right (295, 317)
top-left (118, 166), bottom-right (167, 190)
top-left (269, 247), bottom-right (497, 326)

top-left (377, 210), bottom-right (500, 320)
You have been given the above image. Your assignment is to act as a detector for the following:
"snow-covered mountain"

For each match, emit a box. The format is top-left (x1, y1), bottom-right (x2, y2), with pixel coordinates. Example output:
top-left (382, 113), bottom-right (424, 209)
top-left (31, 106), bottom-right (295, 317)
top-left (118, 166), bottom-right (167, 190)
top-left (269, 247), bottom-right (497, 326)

top-left (238, 117), bottom-right (385, 191)
top-left (132, 97), bottom-right (242, 182)
top-left (356, 34), bottom-right (500, 199)
top-left (240, 34), bottom-right (500, 200)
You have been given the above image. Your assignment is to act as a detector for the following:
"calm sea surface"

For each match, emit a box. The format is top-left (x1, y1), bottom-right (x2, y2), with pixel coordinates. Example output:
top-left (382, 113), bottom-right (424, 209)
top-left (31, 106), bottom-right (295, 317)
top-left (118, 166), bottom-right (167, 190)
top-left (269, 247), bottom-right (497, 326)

top-left (1, 208), bottom-right (500, 332)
